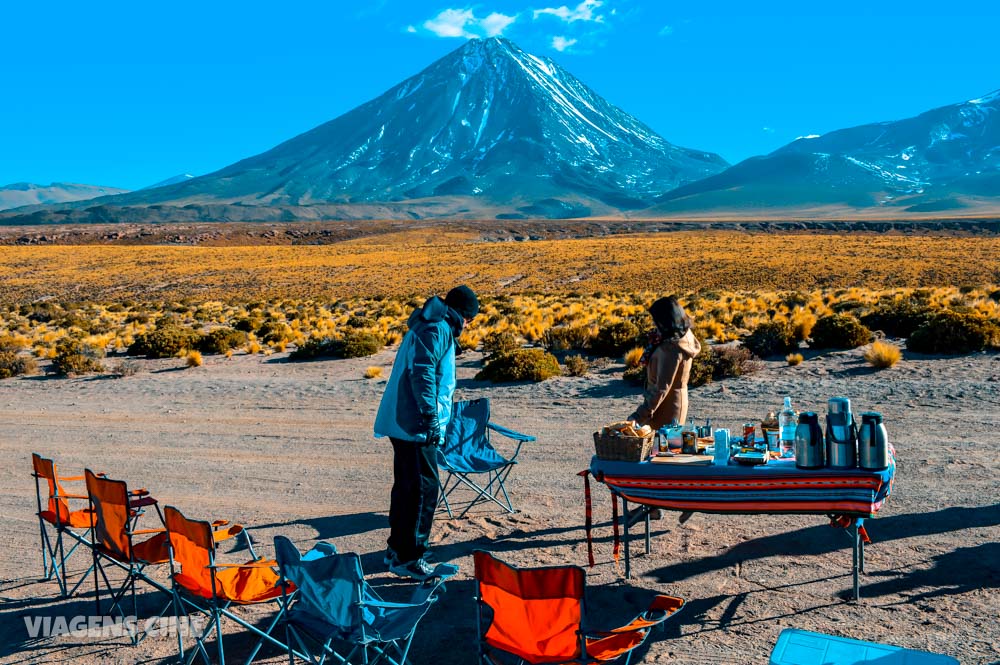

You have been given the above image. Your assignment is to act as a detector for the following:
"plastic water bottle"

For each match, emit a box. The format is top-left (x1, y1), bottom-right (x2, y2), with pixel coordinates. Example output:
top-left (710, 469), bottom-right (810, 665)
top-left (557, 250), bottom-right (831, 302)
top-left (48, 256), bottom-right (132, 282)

top-left (779, 396), bottom-right (797, 458)
top-left (713, 429), bottom-right (731, 466)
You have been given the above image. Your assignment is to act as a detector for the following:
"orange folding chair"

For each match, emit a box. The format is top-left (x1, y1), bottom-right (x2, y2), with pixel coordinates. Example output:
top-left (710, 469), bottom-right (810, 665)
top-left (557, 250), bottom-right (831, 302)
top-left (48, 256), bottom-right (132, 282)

top-left (473, 551), bottom-right (684, 665)
top-left (31, 453), bottom-right (97, 596)
top-left (163, 505), bottom-right (293, 665)
top-left (86, 468), bottom-right (173, 645)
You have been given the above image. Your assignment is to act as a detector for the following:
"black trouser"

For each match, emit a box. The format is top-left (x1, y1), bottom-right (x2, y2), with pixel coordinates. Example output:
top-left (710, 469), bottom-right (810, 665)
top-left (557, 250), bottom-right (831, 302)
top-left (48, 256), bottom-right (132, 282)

top-left (388, 437), bottom-right (440, 563)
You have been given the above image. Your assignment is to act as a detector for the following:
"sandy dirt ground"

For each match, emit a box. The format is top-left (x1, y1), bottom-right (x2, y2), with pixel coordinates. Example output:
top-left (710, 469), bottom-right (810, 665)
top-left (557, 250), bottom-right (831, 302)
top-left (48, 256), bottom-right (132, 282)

top-left (1, 343), bottom-right (998, 664)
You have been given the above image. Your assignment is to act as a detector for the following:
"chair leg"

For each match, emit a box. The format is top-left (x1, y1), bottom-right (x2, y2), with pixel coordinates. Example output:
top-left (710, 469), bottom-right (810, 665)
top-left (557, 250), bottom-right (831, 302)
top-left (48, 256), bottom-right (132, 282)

top-left (216, 608), bottom-right (226, 665)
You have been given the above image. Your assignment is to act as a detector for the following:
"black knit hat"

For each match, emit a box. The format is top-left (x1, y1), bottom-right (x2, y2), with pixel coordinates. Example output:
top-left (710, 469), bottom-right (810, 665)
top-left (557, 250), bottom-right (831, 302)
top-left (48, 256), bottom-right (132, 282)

top-left (649, 296), bottom-right (691, 339)
top-left (445, 285), bottom-right (479, 320)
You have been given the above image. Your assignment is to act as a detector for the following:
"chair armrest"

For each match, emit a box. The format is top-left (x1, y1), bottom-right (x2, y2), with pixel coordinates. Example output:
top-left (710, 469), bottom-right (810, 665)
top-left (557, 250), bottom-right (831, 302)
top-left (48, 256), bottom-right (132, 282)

top-left (58, 493), bottom-right (91, 500)
top-left (213, 524), bottom-right (244, 542)
top-left (487, 422), bottom-right (536, 442)
top-left (127, 527), bottom-right (167, 536)
top-left (129, 496), bottom-right (158, 508)
top-left (211, 519), bottom-right (230, 528)
top-left (210, 559), bottom-right (277, 569)
top-left (586, 595), bottom-right (684, 636)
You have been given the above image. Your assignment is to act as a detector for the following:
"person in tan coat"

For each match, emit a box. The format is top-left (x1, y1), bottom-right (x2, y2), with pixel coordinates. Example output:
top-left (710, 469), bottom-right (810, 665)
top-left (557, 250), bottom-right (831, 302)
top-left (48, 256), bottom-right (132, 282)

top-left (629, 296), bottom-right (702, 429)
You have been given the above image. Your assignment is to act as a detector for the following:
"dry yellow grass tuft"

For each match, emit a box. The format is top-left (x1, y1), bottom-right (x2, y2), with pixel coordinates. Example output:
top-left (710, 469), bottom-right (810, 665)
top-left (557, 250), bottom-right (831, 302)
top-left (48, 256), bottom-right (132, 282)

top-left (864, 341), bottom-right (902, 369)
top-left (623, 346), bottom-right (644, 369)
top-left (364, 366), bottom-right (383, 379)
top-left (185, 350), bottom-right (203, 367)
top-left (786, 353), bottom-right (804, 366)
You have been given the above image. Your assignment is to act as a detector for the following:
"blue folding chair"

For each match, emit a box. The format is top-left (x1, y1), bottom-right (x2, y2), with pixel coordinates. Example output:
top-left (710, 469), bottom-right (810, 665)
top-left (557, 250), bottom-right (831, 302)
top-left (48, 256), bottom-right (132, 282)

top-left (273, 536), bottom-right (454, 665)
top-left (436, 398), bottom-right (535, 518)
top-left (770, 629), bottom-right (959, 665)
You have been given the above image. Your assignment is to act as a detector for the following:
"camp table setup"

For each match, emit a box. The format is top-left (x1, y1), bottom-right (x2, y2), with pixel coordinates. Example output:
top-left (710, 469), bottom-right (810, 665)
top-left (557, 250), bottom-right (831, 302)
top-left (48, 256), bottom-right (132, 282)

top-left (583, 450), bottom-right (895, 601)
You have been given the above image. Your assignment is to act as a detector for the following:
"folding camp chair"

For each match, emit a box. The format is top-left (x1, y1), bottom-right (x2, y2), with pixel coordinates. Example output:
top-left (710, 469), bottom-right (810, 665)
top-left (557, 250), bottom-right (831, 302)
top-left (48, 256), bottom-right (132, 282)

top-left (31, 453), bottom-right (97, 596)
top-left (85, 468), bottom-right (173, 645)
top-left (164, 505), bottom-right (291, 665)
top-left (437, 398), bottom-right (535, 518)
top-left (473, 551), bottom-right (684, 665)
top-left (770, 628), bottom-right (959, 664)
top-left (273, 535), bottom-right (454, 665)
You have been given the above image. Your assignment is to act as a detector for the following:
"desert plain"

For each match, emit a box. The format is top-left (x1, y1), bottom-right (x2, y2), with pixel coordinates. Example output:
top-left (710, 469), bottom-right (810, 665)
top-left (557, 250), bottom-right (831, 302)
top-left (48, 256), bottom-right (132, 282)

top-left (0, 226), bottom-right (998, 665)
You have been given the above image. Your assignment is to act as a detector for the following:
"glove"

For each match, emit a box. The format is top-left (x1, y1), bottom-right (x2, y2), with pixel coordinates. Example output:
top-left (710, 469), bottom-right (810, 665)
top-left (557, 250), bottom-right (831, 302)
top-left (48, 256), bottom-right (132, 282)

top-left (421, 413), bottom-right (443, 447)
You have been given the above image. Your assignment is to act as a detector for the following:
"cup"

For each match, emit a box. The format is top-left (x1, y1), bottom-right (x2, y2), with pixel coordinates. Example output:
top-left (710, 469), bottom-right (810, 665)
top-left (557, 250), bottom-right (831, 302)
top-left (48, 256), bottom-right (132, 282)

top-left (681, 431), bottom-right (697, 454)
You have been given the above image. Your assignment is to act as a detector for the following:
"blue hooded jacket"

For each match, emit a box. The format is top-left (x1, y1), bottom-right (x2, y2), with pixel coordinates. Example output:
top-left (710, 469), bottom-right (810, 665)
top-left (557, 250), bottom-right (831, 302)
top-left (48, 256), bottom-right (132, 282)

top-left (374, 296), bottom-right (463, 442)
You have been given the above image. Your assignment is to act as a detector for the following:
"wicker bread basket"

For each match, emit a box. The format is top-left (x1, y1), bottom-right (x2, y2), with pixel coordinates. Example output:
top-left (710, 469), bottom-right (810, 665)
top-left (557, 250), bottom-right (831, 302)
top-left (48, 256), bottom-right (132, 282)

top-left (593, 430), bottom-right (654, 462)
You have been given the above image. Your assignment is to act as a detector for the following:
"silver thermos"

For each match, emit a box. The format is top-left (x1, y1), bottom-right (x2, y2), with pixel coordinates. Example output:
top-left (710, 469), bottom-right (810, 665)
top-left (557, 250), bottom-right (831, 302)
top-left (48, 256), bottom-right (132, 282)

top-left (794, 412), bottom-right (824, 469)
top-left (826, 396), bottom-right (857, 469)
top-left (858, 412), bottom-right (890, 470)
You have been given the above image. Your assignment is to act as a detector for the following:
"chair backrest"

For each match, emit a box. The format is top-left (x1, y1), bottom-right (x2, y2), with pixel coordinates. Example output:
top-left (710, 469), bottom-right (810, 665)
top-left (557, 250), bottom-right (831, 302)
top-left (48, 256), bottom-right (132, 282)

top-left (85, 469), bottom-right (133, 560)
top-left (163, 505), bottom-right (216, 595)
top-left (32, 453), bottom-right (69, 522)
top-left (440, 399), bottom-right (506, 472)
top-left (274, 536), bottom-right (365, 639)
top-left (473, 550), bottom-right (585, 663)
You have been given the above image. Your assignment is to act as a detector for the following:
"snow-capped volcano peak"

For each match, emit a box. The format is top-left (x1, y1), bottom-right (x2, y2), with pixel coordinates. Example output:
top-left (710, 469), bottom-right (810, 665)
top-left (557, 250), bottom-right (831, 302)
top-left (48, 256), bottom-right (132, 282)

top-left (108, 37), bottom-right (727, 215)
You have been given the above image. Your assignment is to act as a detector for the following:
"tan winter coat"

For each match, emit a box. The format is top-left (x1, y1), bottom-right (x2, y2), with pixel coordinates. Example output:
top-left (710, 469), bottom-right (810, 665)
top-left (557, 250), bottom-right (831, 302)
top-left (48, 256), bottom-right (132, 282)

top-left (631, 329), bottom-right (702, 429)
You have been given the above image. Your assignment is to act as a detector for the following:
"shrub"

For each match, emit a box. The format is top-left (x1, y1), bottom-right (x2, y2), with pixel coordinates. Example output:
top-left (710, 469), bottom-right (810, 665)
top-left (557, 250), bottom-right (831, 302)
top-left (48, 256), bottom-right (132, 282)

top-left (623, 364), bottom-right (646, 386)
top-left (257, 321), bottom-right (293, 344)
top-left (109, 359), bottom-right (141, 377)
top-left (290, 332), bottom-right (385, 360)
top-left (786, 353), bottom-right (804, 366)
top-left (810, 315), bottom-right (872, 350)
top-left (0, 351), bottom-right (39, 379)
top-left (864, 341), bottom-right (902, 369)
top-left (198, 328), bottom-right (247, 355)
top-left (233, 317), bottom-right (260, 333)
top-left (129, 325), bottom-right (203, 359)
top-left (185, 350), bottom-right (203, 367)
top-left (339, 332), bottom-right (385, 358)
top-left (688, 337), bottom-right (715, 388)
top-left (908, 311), bottom-right (1000, 355)
top-left (563, 354), bottom-right (589, 377)
top-left (712, 346), bottom-right (763, 380)
top-left (591, 320), bottom-right (640, 357)
top-left (744, 321), bottom-right (797, 358)
top-left (51, 340), bottom-right (104, 376)
top-left (364, 366), bottom-right (383, 379)
top-left (0, 335), bottom-right (27, 353)
top-left (543, 325), bottom-right (592, 352)
top-left (623, 346), bottom-right (644, 369)
top-left (859, 300), bottom-right (936, 338)
top-left (482, 330), bottom-right (521, 356)
top-left (476, 349), bottom-right (561, 383)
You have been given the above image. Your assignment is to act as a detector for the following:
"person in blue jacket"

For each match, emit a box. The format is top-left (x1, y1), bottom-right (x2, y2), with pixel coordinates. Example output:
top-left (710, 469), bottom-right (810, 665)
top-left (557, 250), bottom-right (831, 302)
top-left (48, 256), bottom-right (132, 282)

top-left (374, 285), bottom-right (479, 580)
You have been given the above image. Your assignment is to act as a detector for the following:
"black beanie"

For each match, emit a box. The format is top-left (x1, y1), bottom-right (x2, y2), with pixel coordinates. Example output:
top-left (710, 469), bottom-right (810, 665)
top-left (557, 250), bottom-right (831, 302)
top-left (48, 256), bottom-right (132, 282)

top-left (445, 285), bottom-right (479, 320)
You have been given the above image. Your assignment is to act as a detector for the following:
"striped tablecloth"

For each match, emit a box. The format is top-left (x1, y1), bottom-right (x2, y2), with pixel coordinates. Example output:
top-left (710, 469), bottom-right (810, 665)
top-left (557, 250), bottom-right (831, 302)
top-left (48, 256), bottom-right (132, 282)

top-left (589, 455), bottom-right (894, 517)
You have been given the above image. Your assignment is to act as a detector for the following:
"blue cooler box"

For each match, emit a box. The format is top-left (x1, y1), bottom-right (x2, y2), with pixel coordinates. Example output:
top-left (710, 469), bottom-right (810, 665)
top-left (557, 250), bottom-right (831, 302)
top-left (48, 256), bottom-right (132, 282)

top-left (770, 629), bottom-right (959, 665)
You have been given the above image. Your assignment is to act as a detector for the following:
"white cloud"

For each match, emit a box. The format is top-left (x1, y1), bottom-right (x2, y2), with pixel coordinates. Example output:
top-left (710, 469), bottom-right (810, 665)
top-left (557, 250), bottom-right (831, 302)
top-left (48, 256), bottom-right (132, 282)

top-left (551, 36), bottom-right (578, 51)
top-left (762, 126), bottom-right (775, 134)
top-left (480, 12), bottom-right (517, 37)
top-left (658, 24), bottom-right (673, 37)
top-left (533, 0), bottom-right (605, 23)
top-left (406, 25), bottom-right (418, 33)
top-left (419, 7), bottom-right (518, 39)
top-left (423, 9), bottom-right (477, 38)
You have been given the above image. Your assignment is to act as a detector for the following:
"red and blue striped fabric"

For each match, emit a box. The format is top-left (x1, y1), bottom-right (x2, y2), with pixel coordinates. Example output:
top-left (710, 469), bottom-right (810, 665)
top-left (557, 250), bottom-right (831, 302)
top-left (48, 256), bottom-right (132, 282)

top-left (590, 455), bottom-right (894, 518)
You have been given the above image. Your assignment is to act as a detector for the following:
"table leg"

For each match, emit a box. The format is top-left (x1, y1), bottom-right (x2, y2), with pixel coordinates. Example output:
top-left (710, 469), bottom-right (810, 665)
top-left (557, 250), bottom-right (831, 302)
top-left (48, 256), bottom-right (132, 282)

top-left (623, 498), bottom-right (631, 580)
top-left (852, 522), bottom-right (860, 602)
top-left (645, 508), bottom-right (651, 555)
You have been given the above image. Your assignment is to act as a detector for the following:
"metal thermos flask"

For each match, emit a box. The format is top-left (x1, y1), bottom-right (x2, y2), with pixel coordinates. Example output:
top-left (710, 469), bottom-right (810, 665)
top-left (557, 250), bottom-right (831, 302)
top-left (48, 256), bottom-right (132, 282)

top-left (826, 396), bottom-right (857, 469)
top-left (794, 412), bottom-right (824, 469)
top-left (858, 412), bottom-right (889, 470)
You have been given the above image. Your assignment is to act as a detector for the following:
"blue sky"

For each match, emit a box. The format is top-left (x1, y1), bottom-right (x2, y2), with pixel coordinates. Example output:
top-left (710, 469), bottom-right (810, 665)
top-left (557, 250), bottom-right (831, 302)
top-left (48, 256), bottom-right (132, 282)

top-left (2, 0), bottom-right (998, 190)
